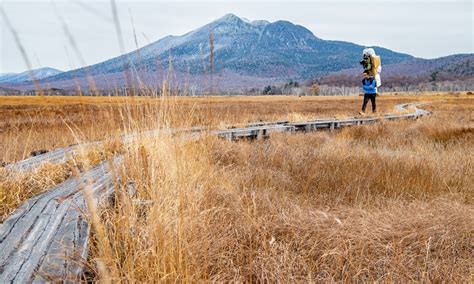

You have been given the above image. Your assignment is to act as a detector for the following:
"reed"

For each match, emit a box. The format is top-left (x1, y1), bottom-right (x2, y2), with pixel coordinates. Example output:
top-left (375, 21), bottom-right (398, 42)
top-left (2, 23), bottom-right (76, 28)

top-left (78, 93), bottom-right (472, 281)
top-left (1, 93), bottom-right (472, 280)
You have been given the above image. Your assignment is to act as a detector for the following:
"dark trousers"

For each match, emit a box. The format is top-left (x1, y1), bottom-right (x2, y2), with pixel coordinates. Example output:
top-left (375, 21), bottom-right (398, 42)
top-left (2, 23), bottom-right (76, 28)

top-left (362, 93), bottom-right (376, 112)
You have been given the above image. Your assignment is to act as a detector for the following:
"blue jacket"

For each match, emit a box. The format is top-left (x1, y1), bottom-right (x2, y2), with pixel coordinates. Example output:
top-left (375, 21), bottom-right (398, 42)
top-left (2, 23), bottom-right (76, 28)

top-left (362, 78), bottom-right (377, 95)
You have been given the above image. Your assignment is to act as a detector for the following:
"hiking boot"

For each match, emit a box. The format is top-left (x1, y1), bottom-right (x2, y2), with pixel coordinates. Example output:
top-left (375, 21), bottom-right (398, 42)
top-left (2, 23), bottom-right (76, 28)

top-left (359, 111), bottom-right (366, 116)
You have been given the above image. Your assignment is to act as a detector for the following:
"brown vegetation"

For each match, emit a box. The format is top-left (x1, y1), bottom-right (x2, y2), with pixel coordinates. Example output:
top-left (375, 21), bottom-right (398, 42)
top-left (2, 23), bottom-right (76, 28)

top-left (0, 140), bottom-right (124, 220)
top-left (82, 94), bottom-right (472, 281)
top-left (0, 93), bottom-right (472, 281)
top-left (0, 94), bottom-right (432, 163)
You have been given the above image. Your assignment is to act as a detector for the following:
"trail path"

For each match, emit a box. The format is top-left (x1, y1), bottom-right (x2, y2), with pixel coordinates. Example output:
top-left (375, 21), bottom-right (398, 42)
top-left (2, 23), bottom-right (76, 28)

top-left (0, 103), bottom-right (431, 282)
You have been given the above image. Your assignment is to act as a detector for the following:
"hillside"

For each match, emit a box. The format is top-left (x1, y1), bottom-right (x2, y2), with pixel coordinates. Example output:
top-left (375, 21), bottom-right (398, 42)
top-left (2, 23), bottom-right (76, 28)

top-left (1, 14), bottom-right (414, 91)
top-left (319, 54), bottom-right (473, 87)
top-left (47, 14), bottom-right (412, 80)
top-left (0, 86), bottom-right (21, 95)
top-left (0, 67), bottom-right (62, 84)
top-left (2, 14), bottom-right (471, 92)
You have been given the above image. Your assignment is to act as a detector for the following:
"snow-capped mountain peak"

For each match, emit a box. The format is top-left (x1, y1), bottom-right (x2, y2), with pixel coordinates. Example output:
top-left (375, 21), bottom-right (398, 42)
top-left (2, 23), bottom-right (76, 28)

top-left (18, 14), bottom-right (414, 90)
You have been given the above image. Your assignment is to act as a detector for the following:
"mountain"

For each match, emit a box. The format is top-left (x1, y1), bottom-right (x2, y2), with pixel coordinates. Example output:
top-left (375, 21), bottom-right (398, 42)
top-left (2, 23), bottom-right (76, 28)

top-left (3, 14), bottom-right (470, 92)
top-left (0, 67), bottom-right (63, 84)
top-left (51, 14), bottom-right (413, 79)
top-left (9, 14), bottom-right (411, 91)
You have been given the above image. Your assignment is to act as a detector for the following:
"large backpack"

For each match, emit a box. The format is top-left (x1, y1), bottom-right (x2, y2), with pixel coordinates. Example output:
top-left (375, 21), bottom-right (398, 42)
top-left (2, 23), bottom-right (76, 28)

top-left (371, 55), bottom-right (382, 87)
top-left (361, 48), bottom-right (382, 87)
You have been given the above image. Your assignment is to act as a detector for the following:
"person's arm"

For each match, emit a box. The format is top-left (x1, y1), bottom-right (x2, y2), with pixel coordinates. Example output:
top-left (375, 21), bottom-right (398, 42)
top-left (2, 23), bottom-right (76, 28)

top-left (362, 82), bottom-right (368, 92)
top-left (362, 79), bottom-right (374, 92)
top-left (370, 79), bottom-right (376, 90)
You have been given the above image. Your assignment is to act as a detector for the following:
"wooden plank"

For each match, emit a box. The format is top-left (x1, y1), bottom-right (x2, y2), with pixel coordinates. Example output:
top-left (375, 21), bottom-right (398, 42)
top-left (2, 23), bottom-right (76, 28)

top-left (8, 125), bottom-right (205, 172)
top-left (0, 161), bottom-right (117, 282)
top-left (3, 199), bottom-right (72, 282)
top-left (212, 103), bottom-right (430, 140)
top-left (0, 178), bottom-right (82, 261)
top-left (212, 124), bottom-right (293, 140)
top-left (246, 120), bottom-right (288, 128)
top-left (33, 174), bottom-right (114, 282)
top-left (32, 202), bottom-right (82, 282)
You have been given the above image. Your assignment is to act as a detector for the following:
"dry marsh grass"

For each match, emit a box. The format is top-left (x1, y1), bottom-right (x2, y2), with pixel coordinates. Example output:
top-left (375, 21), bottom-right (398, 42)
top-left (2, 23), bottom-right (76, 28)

top-left (3, 3), bottom-right (470, 280)
top-left (0, 94), bottom-right (443, 163)
top-left (0, 139), bottom-right (124, 220)
top-left (0, 162), bottom-right (72, 221)
top-left (80, 94), bottom-right (473, 281)
top-left (0, 93), bottom-right (472, 281)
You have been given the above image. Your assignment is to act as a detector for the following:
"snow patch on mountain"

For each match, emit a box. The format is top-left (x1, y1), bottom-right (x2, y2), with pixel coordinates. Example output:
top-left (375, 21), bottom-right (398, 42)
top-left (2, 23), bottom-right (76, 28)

top-left (0, 67), bottom-right (63, 84)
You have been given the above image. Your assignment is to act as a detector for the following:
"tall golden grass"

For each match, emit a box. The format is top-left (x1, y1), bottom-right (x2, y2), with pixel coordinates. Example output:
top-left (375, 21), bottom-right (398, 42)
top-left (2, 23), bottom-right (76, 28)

top-left (0, 93), bottom-right (472, 280)
top-left (2, 3), bottom-right (468, 279)
top-left (0, 140), bottom-right (124, 220)
top-left (76, 94), bottom-right (473, 281)
top-left (0, 94), bottom-right (444, 163)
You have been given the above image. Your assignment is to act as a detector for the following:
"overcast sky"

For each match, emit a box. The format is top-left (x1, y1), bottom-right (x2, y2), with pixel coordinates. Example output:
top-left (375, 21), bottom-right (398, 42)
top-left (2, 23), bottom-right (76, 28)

top-left (0, 0), bottom-right (472, 73)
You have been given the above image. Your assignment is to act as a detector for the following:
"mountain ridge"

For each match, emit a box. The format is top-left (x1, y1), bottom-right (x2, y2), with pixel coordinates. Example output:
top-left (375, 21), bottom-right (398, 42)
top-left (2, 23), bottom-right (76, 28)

top-left (39, 14), bottom-right (413, 84)
top-left (0, 67), bottom-right (62, 84)
top-left (1, 14), bottom-right (471, 91)
top-left (318, 53), bottom-right (473, 87)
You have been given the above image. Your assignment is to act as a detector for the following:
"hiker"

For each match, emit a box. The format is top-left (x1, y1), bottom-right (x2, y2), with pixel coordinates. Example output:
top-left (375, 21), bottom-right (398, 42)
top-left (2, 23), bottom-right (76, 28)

top-left (360, 71), bottom-right (377, 114)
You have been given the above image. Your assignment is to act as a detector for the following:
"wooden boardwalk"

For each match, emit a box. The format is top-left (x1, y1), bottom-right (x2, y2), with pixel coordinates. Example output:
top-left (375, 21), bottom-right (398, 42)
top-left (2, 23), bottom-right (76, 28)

top-left (0, 103), bottom-right (431, 282)
top-left (0, 160), bottom-right (119, 282)
top-left (214, 103), bottom-right (430, 140)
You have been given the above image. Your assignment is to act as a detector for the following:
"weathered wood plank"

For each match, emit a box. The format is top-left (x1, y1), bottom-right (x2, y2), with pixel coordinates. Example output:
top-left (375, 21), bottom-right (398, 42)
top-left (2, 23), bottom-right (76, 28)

top-left (8, 125), bottom-right (205, 172)
top-left (246, 120), bottom-right (289, 128)
top-left (32, 201), bottom-right (82, 282)
top-left (0, 161), bottom-right (117, 282)
top-left (33, 174), bottom-right (114, 282)
top-left (212, 124), bottom-right (295, 140)
top-left (4, 199), bottom-right (72, 282)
